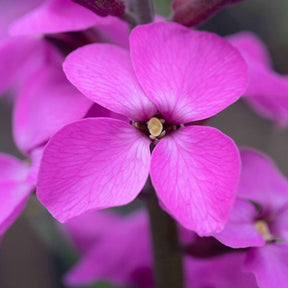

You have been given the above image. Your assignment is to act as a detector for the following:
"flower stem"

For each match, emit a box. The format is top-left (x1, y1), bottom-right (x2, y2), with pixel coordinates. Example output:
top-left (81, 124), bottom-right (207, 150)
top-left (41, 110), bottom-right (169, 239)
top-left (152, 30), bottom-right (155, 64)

top-left (130, 0), bottom-right (154, 25)
top-left (143, 179), bottom-right (184, 288)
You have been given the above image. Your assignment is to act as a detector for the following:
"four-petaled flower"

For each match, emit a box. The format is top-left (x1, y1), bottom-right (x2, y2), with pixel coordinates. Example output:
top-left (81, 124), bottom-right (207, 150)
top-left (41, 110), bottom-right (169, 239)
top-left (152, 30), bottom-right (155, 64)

top-left (37, 22), bottom-right (248, 235)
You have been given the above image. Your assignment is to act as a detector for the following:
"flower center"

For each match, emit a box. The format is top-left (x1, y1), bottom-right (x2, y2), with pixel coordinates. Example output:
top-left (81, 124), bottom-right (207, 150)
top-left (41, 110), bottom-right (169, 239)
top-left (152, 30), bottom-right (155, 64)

top-left (131, 114), bottom-right (180, 141)
top-left (147, 117), bottom-right (165, 140)
top-left (254, 220), bottom-right (274, 242)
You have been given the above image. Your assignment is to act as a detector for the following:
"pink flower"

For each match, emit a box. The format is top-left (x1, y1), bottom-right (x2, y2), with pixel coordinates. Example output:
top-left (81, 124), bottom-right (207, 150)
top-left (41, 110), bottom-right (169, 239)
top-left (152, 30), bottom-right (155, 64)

top-left (63, 210), bottom-right (257, 288)
top-left (9, 0), bottom-right (129, 45)
top-left (37, 22), bottom-right (248, 235)
top-left (215, 149), bottom-right (288, 288)
top-left (228, 32), bottom-right (288, 127)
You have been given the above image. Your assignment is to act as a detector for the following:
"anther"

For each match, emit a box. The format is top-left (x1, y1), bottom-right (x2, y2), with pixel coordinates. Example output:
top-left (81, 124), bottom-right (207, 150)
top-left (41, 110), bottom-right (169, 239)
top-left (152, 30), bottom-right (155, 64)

top-left (147, 117), bottom-right (164, 138)
top-left (254, 220), bottom-right (274, 242)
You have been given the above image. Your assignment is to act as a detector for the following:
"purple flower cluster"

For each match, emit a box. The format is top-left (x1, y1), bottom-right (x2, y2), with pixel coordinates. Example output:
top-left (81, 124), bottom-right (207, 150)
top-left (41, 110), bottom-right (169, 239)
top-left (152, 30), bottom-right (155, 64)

top-left (0, 0), bottom-right (288, 287)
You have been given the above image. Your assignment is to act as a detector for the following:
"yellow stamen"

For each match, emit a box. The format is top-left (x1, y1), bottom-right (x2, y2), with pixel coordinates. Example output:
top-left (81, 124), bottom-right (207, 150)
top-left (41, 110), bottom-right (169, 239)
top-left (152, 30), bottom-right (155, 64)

top-left (147, 117), bottom-right (163, 138)
top-left (254, 220), bottom-right (274, 242)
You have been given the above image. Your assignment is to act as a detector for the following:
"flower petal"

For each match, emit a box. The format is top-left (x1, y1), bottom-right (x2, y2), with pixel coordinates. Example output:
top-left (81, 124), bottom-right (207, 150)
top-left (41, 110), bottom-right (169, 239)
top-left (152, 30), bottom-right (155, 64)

top-left (26, 147), bottom-right (44, 186)
top-left (245, 245), bottom-right (288, 288)
top-left (130, 22), bottom-right (248, 124)
top-left (0, 37), bottom-right (52, 95)
top-left (238, 149), bottom-right (288, 213)
top-left (64, 44), bottom-right (156, 121)
top-left (185, 252), bottom-right (257, 288)
top-left (150, 125), bottom-right (240, 236)
top-left (228, 32), bottom-right (288, 126)
top-left (0, 181), bottom-right (33, 234)
top-left (64, 210), bottom-right (151, 287)
top-left (13, 60), bottom-right (92, 154)
top-left (0, 0), bottom-right (41, 40)
top-left (214, 199), bottom-right (265, 248)
top-left (0, 153), bottom-right (30, 182)
top-left (63, 211), bottom-right (121, 254)
top-left (9, 0), bottom-right (106, 36)
top-left (37, 118), bottom-right (151, 222)
top-left (244, 67), bottom-right (288, 127)
top-left (227, 32), bottom-right (272, 68)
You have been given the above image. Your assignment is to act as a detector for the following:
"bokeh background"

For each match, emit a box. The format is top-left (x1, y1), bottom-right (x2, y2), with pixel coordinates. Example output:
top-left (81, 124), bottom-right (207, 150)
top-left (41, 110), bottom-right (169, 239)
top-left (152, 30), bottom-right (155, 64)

top-left (0, 0), bottom-right (288, 287)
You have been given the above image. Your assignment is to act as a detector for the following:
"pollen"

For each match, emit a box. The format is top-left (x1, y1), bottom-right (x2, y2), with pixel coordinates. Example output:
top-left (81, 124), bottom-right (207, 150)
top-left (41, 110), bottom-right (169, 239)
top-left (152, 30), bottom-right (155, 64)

top-left (254, 220), bottom-right (274, 242)
top-left (147, 117), bottom-right (164, 138)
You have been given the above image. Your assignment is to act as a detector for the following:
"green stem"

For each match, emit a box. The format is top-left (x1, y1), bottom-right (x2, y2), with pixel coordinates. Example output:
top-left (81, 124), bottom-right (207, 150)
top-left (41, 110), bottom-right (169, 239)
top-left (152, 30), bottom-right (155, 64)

top-left (143, 179), bottom-right (184, 288)
top-left (130, 0), bottom-right (154, 24)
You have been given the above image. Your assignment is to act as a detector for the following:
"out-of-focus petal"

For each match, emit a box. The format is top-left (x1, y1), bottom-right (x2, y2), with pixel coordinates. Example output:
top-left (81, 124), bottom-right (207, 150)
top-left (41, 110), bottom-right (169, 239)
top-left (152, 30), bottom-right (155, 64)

top-left (245, 245), bottom-right (288, 288)
top-left (0, 182), bottom-right (33, 234)
top-left (63, 211), bottom-right (121, 254)
top-left (96, 17), bottom-right (129, 49)
top-left (0, 154), bottom-right (33, 234)
top-left (26, 147), bottom-right (44, 186)
top-left (0, 37), bottom-right (54, 95)
top-left (0, 153), bottom-right (30, 182)
top-left (238, 149), bottom-right (288, 213)
top-left (0, 0), bottom-right (42, 40)
top-left (64, 210), bottom-right (151, 287)
top-left (228, 32), bottom-right (288, 126)
top-left (271, 206), bottom-right (288, 243)
top-left (37, 118), bottom-right (151, 222)
top-left (150, 125), bottom-right (240, 236)
top-left (185, 252), bottom-right (257, 288)
top-left (227, 32), bottom-right (272, 68)
top-left (13, 60), bottom-right (92, 154)
top-left (63, 44), bottom-right (156, 121)
top-left (244, 67), bottom-right (288, 127)
top-left (10, 0), bottom-right (108, 36)
top-left (130, 22), bottom-right (247, 124)
top-left (214, 199), bottom-right (265, 248)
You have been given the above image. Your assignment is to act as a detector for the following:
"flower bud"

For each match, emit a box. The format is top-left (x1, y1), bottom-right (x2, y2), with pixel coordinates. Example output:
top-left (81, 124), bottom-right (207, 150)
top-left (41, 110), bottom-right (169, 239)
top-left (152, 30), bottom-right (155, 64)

top-left (172, 0), bottom-right (245, 27)
top-left (72, 0), bottom-right (125, 17)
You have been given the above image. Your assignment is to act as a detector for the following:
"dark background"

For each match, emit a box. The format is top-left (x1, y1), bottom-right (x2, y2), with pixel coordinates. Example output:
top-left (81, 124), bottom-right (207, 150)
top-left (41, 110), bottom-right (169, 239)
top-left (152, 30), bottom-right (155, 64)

top-left (0, 0), bottom-right (288, 287)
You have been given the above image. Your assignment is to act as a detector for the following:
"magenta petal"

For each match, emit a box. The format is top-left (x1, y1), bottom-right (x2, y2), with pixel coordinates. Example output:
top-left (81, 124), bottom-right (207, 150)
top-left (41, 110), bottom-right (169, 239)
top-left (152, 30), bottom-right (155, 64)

top-left (0, 182), bottom-right (32, 234)
top-left (150, 126), bottom-right (240, 236)
top-left (0, 0), bottom-right (42, 39)
top-left (37, 118), bottom-right (151, 222)
top-left (0, 154), bottom-right (33, 234)
top-left (244, 67), bottom-right (288, 126)
top-left (0, 37), bottom-right (51, 95)
top-left (245, 245), bottom-right (288, 288)
top-left (26, 147), bottom-right (44, 186)
top-left (13, 61), bottom-right (92, 154)
top-left (214, 199), bottom-right (265, 248)
top-left (238, 149), bottom-right (288, 212)
top-left (130, 22), bottom-right (248, 124)
top-left (9, 0), bottom-right (106, 36)
top-left (0, 153), bottom-right (30, 182)
top-left (228, 32), bottom-right (288, 126)
top-left (64, 211), bottom-right (151, 287)
top-left (185, 252), bottom-right (257, 288)
top-left (63, 211), bottom-right (121, 254)
top-left (227, 32), bottom-right (272, 68)
top-left (64, 44), bottom-right (156, 121)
